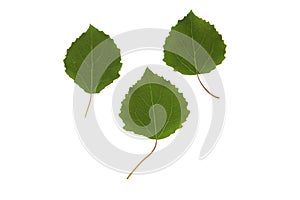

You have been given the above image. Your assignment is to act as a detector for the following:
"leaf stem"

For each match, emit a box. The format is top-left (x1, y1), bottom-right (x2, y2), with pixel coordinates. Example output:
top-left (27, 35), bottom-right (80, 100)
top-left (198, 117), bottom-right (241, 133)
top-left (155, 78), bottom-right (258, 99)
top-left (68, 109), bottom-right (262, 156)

top-left (127, 138), bottom-right (158, 179)
top-left (85, 94), bottom-right (93, 118)
top-left (196, 74), bottom-right (219, 99)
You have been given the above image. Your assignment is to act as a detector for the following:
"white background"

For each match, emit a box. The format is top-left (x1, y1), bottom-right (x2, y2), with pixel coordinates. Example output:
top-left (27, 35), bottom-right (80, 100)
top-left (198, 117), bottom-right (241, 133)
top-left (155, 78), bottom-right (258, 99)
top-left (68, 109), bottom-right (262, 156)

top-left (1, 0), bottom-right (300, 199)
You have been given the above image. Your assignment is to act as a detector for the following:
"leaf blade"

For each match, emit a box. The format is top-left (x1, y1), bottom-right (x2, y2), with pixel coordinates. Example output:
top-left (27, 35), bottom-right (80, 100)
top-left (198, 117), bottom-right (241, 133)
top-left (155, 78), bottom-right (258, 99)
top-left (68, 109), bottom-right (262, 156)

top-left (119, 68), bottom-right (190, 140)
top-left (64, 25), bottom-right (122, 93)
top-left (163, 10), bottom-right (226, 75)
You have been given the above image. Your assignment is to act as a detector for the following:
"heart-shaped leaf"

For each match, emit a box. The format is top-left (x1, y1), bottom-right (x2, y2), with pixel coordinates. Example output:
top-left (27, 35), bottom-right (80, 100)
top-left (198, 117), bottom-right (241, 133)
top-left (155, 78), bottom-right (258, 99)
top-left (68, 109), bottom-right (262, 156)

top-left (119, 68), bottom-right (189, 178)
top-left (64, 25), bottom-right (122, 116)
top-left (163, 10), bottom-right (226, 98)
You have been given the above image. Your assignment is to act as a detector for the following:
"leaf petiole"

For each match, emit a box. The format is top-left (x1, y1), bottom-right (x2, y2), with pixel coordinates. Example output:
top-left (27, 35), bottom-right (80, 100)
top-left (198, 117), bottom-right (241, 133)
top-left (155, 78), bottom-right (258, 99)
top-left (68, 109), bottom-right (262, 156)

top-left (127, 138), bottom-right (158, 179)
top-left (85, 94), bottom-right (93, 118)
top-left (196, 74), bottom-right (219, 99)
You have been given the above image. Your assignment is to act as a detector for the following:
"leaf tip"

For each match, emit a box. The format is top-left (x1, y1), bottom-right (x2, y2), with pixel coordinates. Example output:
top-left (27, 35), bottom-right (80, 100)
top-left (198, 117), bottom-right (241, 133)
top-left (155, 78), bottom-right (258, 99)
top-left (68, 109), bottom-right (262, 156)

top-left (88, 24), bottom-right (96, 29)
top-left (187, 10), bottom-right (195, 16)
top-left (143, 67), bottom-right (154, 76)
top-left (87, 24), bottom-right (102, 34)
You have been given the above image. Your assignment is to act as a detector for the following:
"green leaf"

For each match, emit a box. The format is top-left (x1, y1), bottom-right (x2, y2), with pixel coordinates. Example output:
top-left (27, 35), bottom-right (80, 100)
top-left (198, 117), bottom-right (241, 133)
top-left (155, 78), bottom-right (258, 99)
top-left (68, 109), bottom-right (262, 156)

top-left (119, 68), bottom-right (190, 140)
top-left (163, 10), bottom-right (226, 75)
top-left (64, 24), bottom-right (122, 93)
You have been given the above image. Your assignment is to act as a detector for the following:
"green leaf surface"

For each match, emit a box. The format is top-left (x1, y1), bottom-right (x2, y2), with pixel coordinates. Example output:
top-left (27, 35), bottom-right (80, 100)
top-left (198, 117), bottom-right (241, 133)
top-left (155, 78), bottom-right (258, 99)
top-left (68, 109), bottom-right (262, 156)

top-left (163, 10), bottom-right (226, 75)
top-left (119, 68), bottom-right (190, 140)
top-left (64, 25), bottom-right (122, 93)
